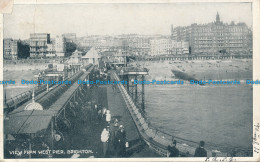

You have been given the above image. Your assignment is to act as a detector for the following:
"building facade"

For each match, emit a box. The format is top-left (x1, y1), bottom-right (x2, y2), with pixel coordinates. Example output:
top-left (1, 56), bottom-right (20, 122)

top-left (77, 34), bottom-right (188, 56)
top-left (3, 39), bottom-right (18, 60)
top-left (171, 13), bottom-right (252, 55)
top-left (55, 35), bottom-right (66, 57)
top-left (128, 37), bottom-right (150, 56)
top-left (46, 42), bottom-right (56, 57)
top-left (150, 38), bottom-right (189, 56)
top-left (29, 33), bottom-right (51, 58)
top-left (78, 36), bottom-right (123, 51)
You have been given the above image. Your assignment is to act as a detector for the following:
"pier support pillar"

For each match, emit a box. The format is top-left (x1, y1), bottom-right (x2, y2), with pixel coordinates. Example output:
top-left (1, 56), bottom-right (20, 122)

top-left (142, 75), bottom-right (145, 111)
top-left (135, 75), bottom-right (138, 105)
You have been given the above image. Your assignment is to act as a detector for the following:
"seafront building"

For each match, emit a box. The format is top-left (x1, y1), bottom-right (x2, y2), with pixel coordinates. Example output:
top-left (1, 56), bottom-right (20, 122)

top-left (171, 12), bottom-right (252, 55)
top-left (3, 38), bottom-right (18, 60)
top-left (77, 35), bottom-right (188, 56)
top-left (126, 37), bottom-right (150, 56)
top-left (29, 33), bottom-right (51, 58)
top-left (29, 33), bottom-right (66, 58)
top-left (46, 38), bottom-right (56, 57)
top-left (6, 13), bottom-right (252, 59)
top-left (55, 35), bottom-right (66, 57)
top-left (150, 38), bottom-right (189, 56)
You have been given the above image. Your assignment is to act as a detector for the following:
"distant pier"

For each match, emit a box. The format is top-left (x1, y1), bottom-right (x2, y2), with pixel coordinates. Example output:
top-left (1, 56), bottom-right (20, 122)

top-left (135, 54), bottom-right (252, 62)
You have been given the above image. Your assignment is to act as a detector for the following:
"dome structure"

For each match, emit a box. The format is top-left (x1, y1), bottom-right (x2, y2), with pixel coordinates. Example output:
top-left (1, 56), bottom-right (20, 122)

top-left (24, 102), bottom-right (43, 110)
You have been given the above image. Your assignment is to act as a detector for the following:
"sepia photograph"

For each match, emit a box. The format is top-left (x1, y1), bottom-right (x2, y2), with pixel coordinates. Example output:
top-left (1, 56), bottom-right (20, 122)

top-left (1, 0), bottom-right (259, 161)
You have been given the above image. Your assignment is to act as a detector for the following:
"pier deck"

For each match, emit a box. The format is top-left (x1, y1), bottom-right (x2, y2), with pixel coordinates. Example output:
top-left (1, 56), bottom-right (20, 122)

top-left (107, 85), bottom-right (140, 142)
top-left (106, 82), bottom-right (160, 157)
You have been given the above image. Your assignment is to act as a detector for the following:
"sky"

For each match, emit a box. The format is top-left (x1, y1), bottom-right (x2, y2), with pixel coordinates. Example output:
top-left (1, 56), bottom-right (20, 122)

top-left (4, 3), bottom-right (252, 40)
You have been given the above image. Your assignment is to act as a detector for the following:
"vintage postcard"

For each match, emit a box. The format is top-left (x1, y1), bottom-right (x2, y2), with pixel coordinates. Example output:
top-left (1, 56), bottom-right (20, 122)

top-left (0, 0), bottom-right (260, 161)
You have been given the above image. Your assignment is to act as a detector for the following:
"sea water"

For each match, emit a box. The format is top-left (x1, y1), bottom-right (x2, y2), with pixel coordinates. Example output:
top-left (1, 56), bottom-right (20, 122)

top-left (143, 60), bottom-right (253, 154)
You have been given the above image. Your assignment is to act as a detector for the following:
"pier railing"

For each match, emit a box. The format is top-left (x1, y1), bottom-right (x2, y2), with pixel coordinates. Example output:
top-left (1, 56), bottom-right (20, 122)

top-left (111, 71), bottom-right (239, 157)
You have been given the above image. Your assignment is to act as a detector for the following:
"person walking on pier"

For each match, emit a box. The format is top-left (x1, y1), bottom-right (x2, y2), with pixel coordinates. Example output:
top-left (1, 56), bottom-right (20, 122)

top-left (110, 119), bottom-right (119, 154)
top-left (194, 141), bottom-right (207, 157)
top-left (86, 102), bottom-right (92, 123)
top-left (167, 140), bottom-right (179, 157)
top-left (106, 110), bottom-right (111, 124)
top-left (101, 125), bottom-right (110, 157)
top-left (93, 103), bottom-right (98, 122)
top-left (112, 84), bottom-right (116, 92)
top-left (97, 105), bottom-right (102, 122)
top-left (115, 125), bottom-right (126, 157)
top-left (102, 107), bottom-right (107, 120)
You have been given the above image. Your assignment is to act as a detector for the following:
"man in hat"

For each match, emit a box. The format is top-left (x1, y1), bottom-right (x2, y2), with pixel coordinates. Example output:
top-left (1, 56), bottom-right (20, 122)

top-left (167, 140), bottom-right (179, 157)
top-left (115, 125), bottom-right (126, 157)
top-left (101, 125), bottom-right (110, 157)
top-left (194, 141), bottom-right (207, 157)
top-left (110, 119), bottom-right (119, 155)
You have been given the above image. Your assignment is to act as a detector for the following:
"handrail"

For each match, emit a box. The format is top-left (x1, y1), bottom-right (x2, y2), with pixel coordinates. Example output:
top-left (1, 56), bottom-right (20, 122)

top-left (111, 71), bottom-right (171, 156)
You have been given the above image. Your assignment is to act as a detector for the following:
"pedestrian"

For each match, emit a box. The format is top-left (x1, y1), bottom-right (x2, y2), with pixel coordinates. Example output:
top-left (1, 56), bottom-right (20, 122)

top-left (101, 125), bottom-right (110, 157)
top-left (167, 140), bottom-right (179, 157)
top-left (112, 84), bottom-right (115, 92)
top-left (115, 125), bottom-right (126, 157)
top-left (114, 84), bottom-right (117, 92)
top-left (94, 104), bottom-right (98, 112)
top-left (97, 106), bottom-right (102, 122)
top-left (94, 104), bottom-right (98, 121)
top-left (106, 110), bottom-right (111, 124)
top-left (110, 119), bottom-right (119, 154)
top-left (102, 107), bottom-right (107, 119)
top-left (86, 103), bottom-right (92, 123)
top-left (194, 141), bottom-right (207, 157)
top-left (114, 84), bottom-right (118, 93)
top-left (89, 102), bottom-right (95, 123)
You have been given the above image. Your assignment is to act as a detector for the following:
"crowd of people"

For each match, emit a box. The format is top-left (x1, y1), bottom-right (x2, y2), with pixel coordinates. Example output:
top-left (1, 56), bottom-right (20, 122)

top-left (81, 99), bottom-right (128, 158)
top-left (101, 114), bottom-right (128, 157)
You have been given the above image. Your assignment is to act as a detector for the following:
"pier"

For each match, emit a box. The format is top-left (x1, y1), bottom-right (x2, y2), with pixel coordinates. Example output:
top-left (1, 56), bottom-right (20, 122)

top-left (4, 62), bottom-right (252, 158)
top-left (135, 54), bottom-right (252, 62)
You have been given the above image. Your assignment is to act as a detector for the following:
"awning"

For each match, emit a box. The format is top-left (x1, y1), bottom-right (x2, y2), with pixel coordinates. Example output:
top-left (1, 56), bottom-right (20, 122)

top-left (4, 110), bottom-right (53, 134)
